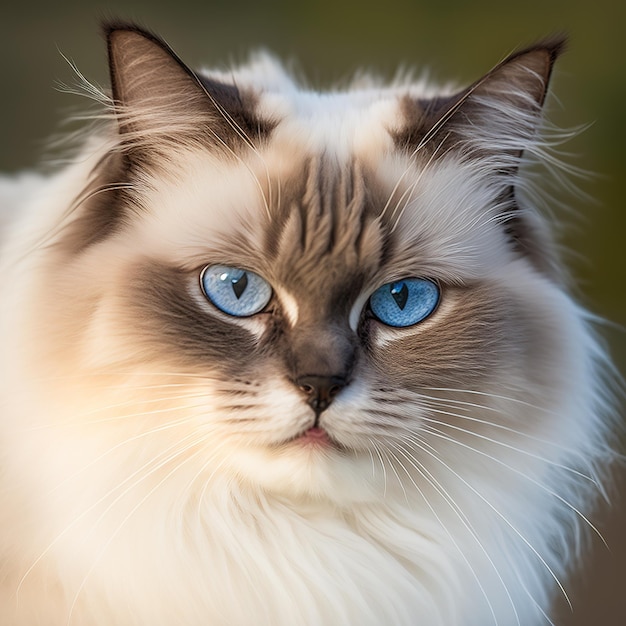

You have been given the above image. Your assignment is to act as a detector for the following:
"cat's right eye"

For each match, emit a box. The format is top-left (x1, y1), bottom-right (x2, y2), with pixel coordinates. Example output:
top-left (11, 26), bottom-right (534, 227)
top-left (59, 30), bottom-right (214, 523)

top-left (200, 265), bottom-right (272, 317)
top-left (368, 278), bottom-right (440, 328)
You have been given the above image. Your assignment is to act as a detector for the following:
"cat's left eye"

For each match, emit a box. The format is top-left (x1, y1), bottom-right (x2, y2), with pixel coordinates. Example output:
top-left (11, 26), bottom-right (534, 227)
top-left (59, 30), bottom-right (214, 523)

top-left (200, 265), bottom-right (272, 317)
top-left (368, 278), bottom-right (440, 328)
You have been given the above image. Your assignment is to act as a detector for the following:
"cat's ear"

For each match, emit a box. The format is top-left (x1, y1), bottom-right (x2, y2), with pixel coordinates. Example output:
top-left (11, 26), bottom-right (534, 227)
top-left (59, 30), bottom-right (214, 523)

top-left (395, 37), bottom-right (566, 166)
top-left (105, 23), bottom-right (268, 157)
top-left (394, 39), bottom-right (567, 280)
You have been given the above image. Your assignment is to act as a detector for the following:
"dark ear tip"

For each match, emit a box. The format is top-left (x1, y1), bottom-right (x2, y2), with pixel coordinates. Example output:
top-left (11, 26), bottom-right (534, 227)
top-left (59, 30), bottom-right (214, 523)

top-left (511, 33), bottom-right (568, 64)
top-left (101, 20), bottom-right (157, 45)
top-left (537, 33), bottom-right (568, 60)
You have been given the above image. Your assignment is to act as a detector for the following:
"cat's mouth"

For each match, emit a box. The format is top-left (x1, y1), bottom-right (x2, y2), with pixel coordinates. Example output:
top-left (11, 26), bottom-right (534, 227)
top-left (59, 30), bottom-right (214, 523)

top-left (287, 426), bottom-right (342, 451)
top-left (298, 426), bottom-right (331, 444)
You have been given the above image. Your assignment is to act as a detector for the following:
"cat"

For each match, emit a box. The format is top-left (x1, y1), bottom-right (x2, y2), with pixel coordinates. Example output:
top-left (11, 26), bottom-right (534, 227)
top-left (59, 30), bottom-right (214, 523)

top-left (0, 21), bottom-right (617, 626)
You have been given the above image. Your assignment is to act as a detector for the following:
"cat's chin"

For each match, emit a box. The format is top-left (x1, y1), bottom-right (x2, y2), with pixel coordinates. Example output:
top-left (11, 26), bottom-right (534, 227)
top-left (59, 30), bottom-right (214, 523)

top-left (222, 436), bottom-right (383, 503)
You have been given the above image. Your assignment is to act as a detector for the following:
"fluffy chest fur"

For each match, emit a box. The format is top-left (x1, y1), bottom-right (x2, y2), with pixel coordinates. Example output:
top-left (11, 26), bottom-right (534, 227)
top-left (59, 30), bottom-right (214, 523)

top-left (0, 23), bottom-right (615, 626)
top-left (1, 432), bottom-right (560, 626)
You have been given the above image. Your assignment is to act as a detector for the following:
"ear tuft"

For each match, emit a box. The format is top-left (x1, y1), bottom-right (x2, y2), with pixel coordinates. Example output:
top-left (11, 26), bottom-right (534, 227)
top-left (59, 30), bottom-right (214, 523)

top-left (394, 36), bottom-right (568, 163)
top-left (468, 35), bottom-right (567, 113)
top-left (393, 36), bottom-right (569, 279)
top-left (105, 24), bottom-right (211, 146)
top-left (102, 22), bottom-right (271, 158)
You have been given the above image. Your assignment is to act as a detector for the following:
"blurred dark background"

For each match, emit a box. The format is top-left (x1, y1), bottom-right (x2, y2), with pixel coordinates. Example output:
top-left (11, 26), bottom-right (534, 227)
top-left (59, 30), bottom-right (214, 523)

top-left (2, 1), bottom-right (624, 623)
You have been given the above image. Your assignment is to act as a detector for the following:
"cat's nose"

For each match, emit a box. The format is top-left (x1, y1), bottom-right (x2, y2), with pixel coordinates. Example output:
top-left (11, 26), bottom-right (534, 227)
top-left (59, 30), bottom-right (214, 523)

top-left (296, 375), bottom-right (347, 415)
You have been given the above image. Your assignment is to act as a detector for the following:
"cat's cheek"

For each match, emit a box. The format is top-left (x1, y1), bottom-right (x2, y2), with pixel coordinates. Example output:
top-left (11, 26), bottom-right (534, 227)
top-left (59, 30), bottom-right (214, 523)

top-left (207, 377), bottom-right (317, 443)
top-left (500, 271), bottom-right (590, 413)
top-left (317, 381), bottom-right (383, 443)
top-left (359, 290), bottom-right (459, 377)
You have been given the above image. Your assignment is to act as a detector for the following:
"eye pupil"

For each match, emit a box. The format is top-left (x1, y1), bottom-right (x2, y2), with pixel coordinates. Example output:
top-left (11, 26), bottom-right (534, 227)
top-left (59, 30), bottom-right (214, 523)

top-left (390, 281), bottom-right (409, 310)
top-left (230, 271), bottom-right (248, 300)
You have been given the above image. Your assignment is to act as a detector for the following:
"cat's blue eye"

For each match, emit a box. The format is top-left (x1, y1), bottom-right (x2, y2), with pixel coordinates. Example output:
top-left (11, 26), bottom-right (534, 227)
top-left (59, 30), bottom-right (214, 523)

top-left (200, 265), bottom-right (272, 317)
top-left (368, 278), bottom-right (440, 328)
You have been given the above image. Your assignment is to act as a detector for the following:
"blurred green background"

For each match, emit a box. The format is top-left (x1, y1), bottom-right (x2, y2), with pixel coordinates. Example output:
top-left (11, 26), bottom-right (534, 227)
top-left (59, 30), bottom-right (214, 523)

top-left (2, 0), bottom-right (624, 623)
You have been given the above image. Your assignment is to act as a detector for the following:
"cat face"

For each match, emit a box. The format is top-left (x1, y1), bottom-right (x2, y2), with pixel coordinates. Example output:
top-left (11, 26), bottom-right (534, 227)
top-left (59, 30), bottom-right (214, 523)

top-left (21, 27), bottom-right (583, 503)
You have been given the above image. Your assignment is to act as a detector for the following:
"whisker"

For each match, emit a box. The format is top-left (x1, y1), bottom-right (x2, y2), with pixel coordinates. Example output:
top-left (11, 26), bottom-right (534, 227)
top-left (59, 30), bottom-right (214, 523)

top-left (389, 139), bottom-right (445, 233)
top-left (499, 540), bottom-right (558, 626)
top-left (32, 396), bottom-right (220, 431)
top-left (416, 407), bottom-right (597, 485)
top-left (421, 386), bottom-right (560, 415)
top-left (378, 445), bottom-right (408, 503)
top-left (367, 438), bottom-right (389, 497)
top-left (362, 442), bottom-right (377, 481)
top-left (400, 431), bottom-right (573, 611)
top-left (420, 423), bottom-right (608, 548)
top-left (17, 428), bottom-right (211, 600)
top-left (48, 413), bottom-right (204, 493)
top-left (195, 87), bottom-right (273, 221)
top-left (383, 439), bottom-right (509, 626)
top-left (390, 385), bottom-right (601, 471)
top-left (66, 438), bottom-right (218, 624)
top-left (19, 371), bottom-right (215, 386)
top-left (373, 389), bottom-right (562, 450)
top-left (194, 445), bottom-right (234, 520)
top-left (29, 392), bottom-right (216, 430)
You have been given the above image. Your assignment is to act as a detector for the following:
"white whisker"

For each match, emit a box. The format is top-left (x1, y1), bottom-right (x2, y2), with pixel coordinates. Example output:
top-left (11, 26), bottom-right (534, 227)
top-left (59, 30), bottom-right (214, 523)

top-left (416, 406), bottom-right (597, 485)
top-left (17, 428), bottom-right (211, 600)
top-left (401, 431), bottom-right (573, 611)
top-left (419, 422), bottom-right (607, 548)
top-left (421, 386), bottom-right (560, 415)
top-left (367, 438), bottom-right (389, 497)
top-left (383, 439), bottom-right (508, 626)
top-left (65, 439), bottom-right (216, 624)
top-left (29, 392), bottom-right (215, 430)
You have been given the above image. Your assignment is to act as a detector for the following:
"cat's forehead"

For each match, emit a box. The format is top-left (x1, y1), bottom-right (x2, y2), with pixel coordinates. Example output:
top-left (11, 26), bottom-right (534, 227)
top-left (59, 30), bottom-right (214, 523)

top-left (131, 92), bottom-right (513, 292)
top-left (258, 153), bottom-right (388, 304)
top-left (258, 88), bottom-right (404, 157)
